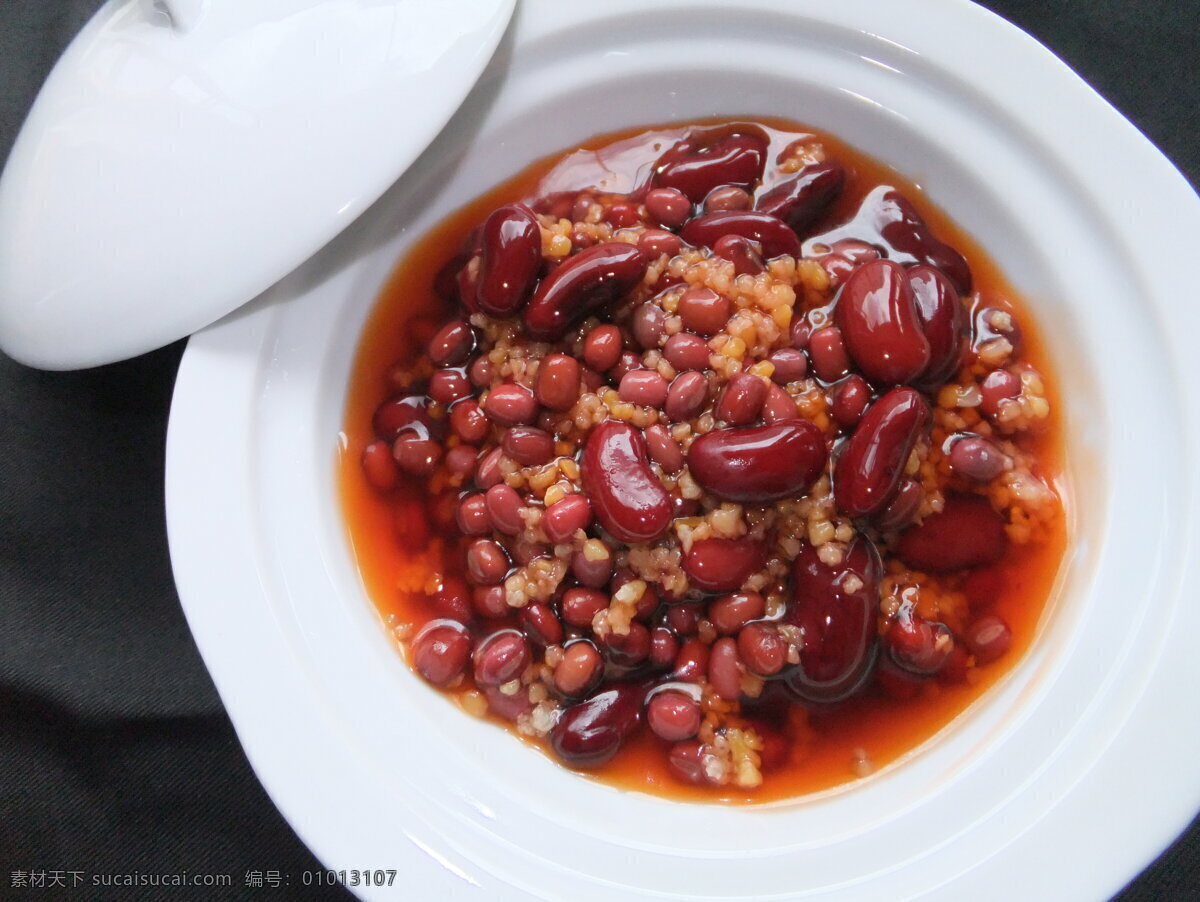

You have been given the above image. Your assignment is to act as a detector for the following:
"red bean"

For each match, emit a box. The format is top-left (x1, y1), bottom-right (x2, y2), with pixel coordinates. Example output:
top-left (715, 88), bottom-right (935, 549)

top-left (762, 383), bottom-right (798, 423)
top-left (708, 591), bottom-right (765, 635)
top-left (469, 355), bottom-right (494, 387)
top-left (518, 602), bottom-right (564, 648)
top-left (450, 398), bottom-right (489, 444)
top-left (524, 243), bottom-right (649, 341)
top-left (829, 374), bottom-right (871, 430)
top-left (535, 353), bottom-right (581, 411)
top-left (909, 264), bottom-right (966, 385)
top-left (874, 188), bottom-right (972, 294)
top-left (711, 234), bottom-right (766, 275)
top-left (474, 446), bottom-right (504, 489)
top-left (684, 538), bottom-right (765, 594)
top-left (411, 620), bottom-right (472, 687)
top-left (502, 426), bottom-right (555, 466)
top-left (661, 333), bottom-right (707, 371)
top-left (560, 588), bottom-right (608, 628)
top-left (570, 547), bottom-right (613, 589)
top-left (604, 201), bottom-right (640, 228)
top-left (708, 637), bottom-right (744, 700)
top-left (680, 211), bottom-right (802, 259)
top-left (484, 483), bottom-right (523, 535)
top-left (886, 609), bottom-right (954, 675)
top-left (394, 498), bottom-right (431, 548)
top-left (482, 681), bottom-right (533, 722)
top-left (754, 161), bottom-right (845, 233)
top-left (456, 493), bottom-right (491, 536)
top-left (769, 348), bottom-right (808, 384)
top-left (647, 690), bottom-right (702, 741)
top-left (602, 622), bottom-right (651, 667)
top-left (475, 204), bottom-right (541, 317)
top-left (664, 371), bottom-right (709, 422)
top-left (980, 369), bottom-right (1021, 418)
top-left (429, 368), bottom-right (472, 406)
top-left (581, 421), bottom-right (673, 545)
top-left (392, 428), bottom-right (442, 476)
top-left (835, 259), bottom-right (931, 385)
top-left (466, 538), bottom-right (510, 585)
top-left (655, 130), bottom-right (767, 202)
top-left (949, 435), bottom-right (1006, 482)
top-left (427, 319), bottom-right (476, 368)
top-left (484, 383), bottom-right (538, 427)
top-left (676, 287), bottom-right (732, 337)
top-left (543, 495), bottom-right (593, 544)
top-left (895, 494), bottom-right (1007, 573)
top-left (809, 326), bottom-right (851, 382)
top-left (361, 440), bottom-right (399, 492)
top-left (553, 640), bottom-right (604, 698)
top-left (638, 228), bottom-right (684, 259)
top-left (472, 630), bottom-right (530, 686)
top-left (644, 424), bottom-right (684, 473)
top-left (432, 576), bottom-right (472, 623)
top-left (472, 585), bottom-right (508, 619)
top-left (704, 185), bottom-right (752, 212)
top-left (668, 740), bottom-right (712, 785)
top-left (738, 622), bottom-right (786, 676)
top-left (666, 603), bottom-right (702, 636)
top-left (782, 536), bottom-right (881, 703)
top-left (612, 351), bottom-right (642, 382)
top-left (632, 303), bottom-right (666, 349)
top-left (649, 626), bottom-right (680, 668)
top-left (644, 187), bottom-right (692, 229)
top-left (583, 324), bottom-right (623, 371)
top-left (619, 369), bottom-right (669, 407)
top-left (964, 614), bottom-right (1013, 665)
top-left (874, 476), bottom-right (923, 531)
top-left (834, 387), bottom-right (931, 518)
top-left (687, 420), bottom-right (827, 504)
top-left (373, 394), bottom-right (434, 441)
top-left (549, 684), bottom-right (644, 768)
top-left (673, 637), bottom-right (710, 682)
top-left (716, 372), bottom-right (767, 425)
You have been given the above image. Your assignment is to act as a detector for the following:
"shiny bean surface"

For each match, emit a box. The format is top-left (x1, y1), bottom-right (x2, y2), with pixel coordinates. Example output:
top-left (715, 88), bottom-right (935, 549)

top-left (524, 243), bottom-right (649, 341)
top-left (581, 420), bottom-right (673, 544)
top-left (476, 204), bottom-right (541, 317)
top-left (687, 420), bottom-right (827, 503)
top-left (835, 259), bottom-right (931, 385)
top-left (834, 387), bottom-right (931, 518)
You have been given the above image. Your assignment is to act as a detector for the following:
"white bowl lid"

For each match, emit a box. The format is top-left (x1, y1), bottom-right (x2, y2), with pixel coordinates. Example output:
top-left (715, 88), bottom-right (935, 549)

top-left (0, 0), bottom-right (513, 370)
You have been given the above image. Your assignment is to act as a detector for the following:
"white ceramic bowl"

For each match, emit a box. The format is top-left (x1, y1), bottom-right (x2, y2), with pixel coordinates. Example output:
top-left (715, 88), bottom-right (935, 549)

top-left (166, 1), bottom-right (1200, 899)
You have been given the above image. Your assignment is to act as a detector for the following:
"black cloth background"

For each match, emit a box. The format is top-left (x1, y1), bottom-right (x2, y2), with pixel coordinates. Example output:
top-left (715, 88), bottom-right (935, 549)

top-left (1, 2), bottom-right (1197, 900)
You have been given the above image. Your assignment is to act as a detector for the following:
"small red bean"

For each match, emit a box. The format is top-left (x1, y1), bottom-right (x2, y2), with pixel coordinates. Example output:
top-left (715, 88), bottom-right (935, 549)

top-left (668, 740), bottom-right (712, 785)
top-left (511, 539), bottom-right (550, 566)
top-left (965, 614), bottom-right (1013, 665)
top-left (432, 576), bottom-right (472, 623)
top-left (673, 637), bottom-right (711, 682)
top-left (485, 383), bottom-right (538, 427)
top-left (570, 546), bottom-right (613, 589)
top-left (484, 483), bottom-right (523, 535)
top-left (677, 287), bottom-right (732, 336)
top-left (809, 326), bottom-right (851, 382)
top-left (886, 611), bottom-right (954, 675)
top-left (427, 319), bottom-right (476, 367)
top-left (450, 398), bottom-right (490, 444)
top-left (474, 446), bottom-right (504, 489)
top-left (535, 353), bottom-right (581, 411)
top-left (502, 426), bottom-right (555, 466)
top-left (584, 325), bottom-right (623, 371)
top-left (429, 368), bottom-right (471, 405)
top-left (543, 495), bottom-right (593, 544)
top-left (684, 538), bottom-right (764, 594)
top-left (644, 424), bottom-right (684, 473)
top-left (949, 435), bottom-right (1007, 482)
top-left (519, 602), bottom-right (564, 648)
top-left (631, 303), bottom-right (667, 350)
top-left (472, 630), bottom-right (530, 686)
top-left (619, 369), bottom-right (669, 407)
top-left (553, 640), bottom-right (604, 697)
top-left (790, 318), bottom-right (812, 350)
top-left (708, 591), bottom-right (765, 635)
top-left (361, 440), bottom-right (399, 492)
top-left (716, 372), bottom-right (767, 425)
top-left (762, 383), bottom-right (798, 423)
top-left (392, 429), bottom-right (442, 476)
top-left (560, 588), bottom-right (609, 628)
top-left (707, 637), bottom-right (743, 700)
top-left (980, 369), bottom-right (1021, 418)
top-left (711, 234), bottom-right (766, 275)
top-left (469, 356), bottom-right (494, 387)
top-left (665, 371), bottom-right (709, 421)
top-left (411, 620), bottom-right (471, 687)
top-left (604, 201), bottom-right (640, 228)
top-left (768, 348), bottom-right (808, 384)
top-left (649, 626), bottom-right (680, 668)
top-left (443, 445), bottom-right (477, 480)
top-left (737, 622), bottom-right (786, 676)
top-left (550, 684), bottom-right (643, 768)
top-left (644, 187), bottom-right (692, 229)
top-left (394, 499), bottom-right (431, 548)
top-left (612, 351), bottom-right (642, 382)
top-left (830, 374), bottom-right (871, 430)
top-left (466, 538), bottom-right (510, 585)
top-left (663, 332), bottom-right (711, 371)
top-left (647, 690), bottom-right (702, 741)
top-left (373, 394), bottom-right (434, 441)
top-left (472, 585), bottom-right (508, 619)
top-left (455, 493), bottom-right (491, 536)
top-left (602, 622), bottom-right (651, 667)
top-left (666, 603), bottom-right (702, 636)
top-left (639, 228), bottom-right (683, 258)
top-left (704, 185), bottom-right (752, 212)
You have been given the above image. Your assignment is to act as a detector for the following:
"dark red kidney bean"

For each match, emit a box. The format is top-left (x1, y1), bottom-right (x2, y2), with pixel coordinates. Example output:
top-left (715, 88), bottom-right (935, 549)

top-left (602, 622), bottom-right (651, 667)
top-left (874, 476), bottom-right (922, 532)
top-left (570, 549), bottom-right (612, 589)
top-left (472, 630), bottom-right (531, 686)
top-left (895, 494), bottom-right (1007, 573)
top-left (649, 626), bottom-right (680, 668)
top-left (704, 185), bottom-right (752, 212)
top-left (392, 429), bottom-right (442, 476)
top-left (964, 614), bottom-right (1013, 665)
top-left (808, 326), bottom-right (850, 382)
top-left (835, 259), bottom-right (931, 386)
top-left (411, 620), bottom-right (471, 687)
top-left (829, 374), bottom-right (872, 430)
top-left (502, 426), bottom-right (555, 466)
top-left (519, 602), bottom-right (564, 648)
top-left (583, 325), bottom-right (623, 371)
top-left (834, 387), bottom-right (931, 518)
top-left (655, 130), bottom-right (767, 202)
top-left (665, 371), bottom-right (709, 422)
top-left (783, 536), bottom-right (881, 703)
top-left (738, 622), bottom-right (786, 676)
top-left (456, 493), bottom-right (491, 536)
top-left (909, 265), bottom-right (966, 385)
top-left (687, 420), bottom-right (827, 504)
top-left (873, 188), bottom-right (972, 294)
top-left (644, 424), bottom-right (684, 473)
top-left (474, 446), bottom-right (504, 489)
top-left (875, 652), bottom-right (928, 701)
top-left (468, 355), bottom-right (494, 387)
top-left (550, 684), bottom-right (644, 768)
top-left (581, 420), bottom-right (673, 545)
top-left (466, 538), bottom-right (510, 585)
top-left (619, 369), bottom-right (669, 407)
top-left (450, 399), bottom-right (489, 444)
top-left (524, 243), bottom-right (649, 341)
top-left (711, 234), bottom-right (766, 275)
top-left (535, 353), bottom-right (581, 411)
top-left (553, 640), bottom-right (604, 698)
top-left (604, 201), bottom-right (640, 228)
top-left (428, 368), bottom-right (471, 406)
top-left (708, 591), bottom-right (765, 635)
top-left (886, 610), bottom-right (954, 675)
top-left (484, 383), bottom-right (538, 427)
top-left (790, 318), bottom-right (812, 350)
top-left (680, 211), bottom-right (802, 259)
top-left (676, 287), bottom-right (732, 337)
top-left (632, 303), bottom-right (666, 349)
top-left (684, 539), bottom-right (765, 594)
top-left (708, 637), bottom-right (744, 700)
top-left (361, 440), bottom-right (399, 492)
top-left (754, 161), bottom-right (845, 234)
top-left (484, 483), bottom-right (523, 535)
top-left (644, 187), bottom-right (692, 229)
top-left (949, 435), bottom-right (1006, 482)
top-left (433, 576), bottom-right (473, 623)
top-left (647, 690), bottom-right (702, 741)
top-left (769, 348), bottom-right (808, 384)
top-left (472, 584), bottom-right (508, 619)
top-left (427, 319), bottom-right (476, 368)
top-left (980, 369), bottom-right (1021, 418)
top-left (673, 637), bottom-right (710, 682)
top-left (762, 383), bottom-right (798, 423)
top-left (475, 204), bottom-right (541, 317)
top-left (663, 332), bottom-right (710, 371)
top-left (639, 228), bottom-right (684, 259)
top-left (666, 604), bottom-right (702, 637)
top-left (668, 740), bottom-right (712, 785)
top-left (560, 587), bottom-right (609, 628)
top-left (543, 495), bottom-right (593, 544)
top-left (373, 394), bottom-right (434, 440)
top-left (716, 372), bottom-right (767, 425)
